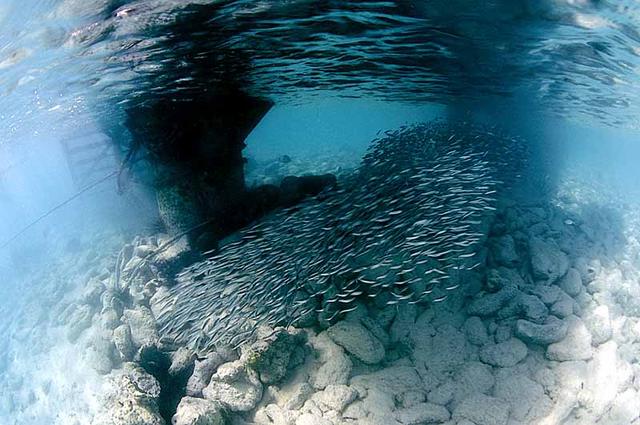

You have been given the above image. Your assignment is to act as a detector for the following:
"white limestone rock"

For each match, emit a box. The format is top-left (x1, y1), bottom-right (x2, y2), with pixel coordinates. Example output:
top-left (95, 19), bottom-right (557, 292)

top-left (583, 305), bottom-right (612, 346)
top-left (490, 235), bottom-right (519, 267)
top-left (202, 360), bottom-right (263, 412)
top-left (122, 306), bottom-right (159, 348)
top-left (479, 338), bottom-right (528, 367)
top-left (494, 372), bottom-right (552, 423)
top-left (464, 316), bottom-right (489, 346)
top-left (282, 383), bottom-right (314, 411)
top-left (81, 277), bottom-right (105, 305)
top-left (428, 380), bottom-right (456, 406)
top-left (351, 366), bottom-right (423, 399)
top-left (412, 324), bottom-right (467, 389)
top-left (467, 284), bottom-right (518, 317)
top-left (241, 328), bottom-right (306, 384)
top-left (529, 284), bottom-right (562, 306)
top-left (546, 316), bottom-right (592, 361)
top-left (169, 347), bottom-right (196, 381)
top-left (360, 316), bottom-right (390, 348)
top-left (596, 388), bottom-right (640, 425)
top-left (389, 302), bottom-right (417, 343)
top-left (494, 323), bottom-right (512, 343)
top-left (550, 291), bottom-right (576, 318)
top-left (254, 403), bottom-right (300, 425)
top-left (373, 305), bottom-right (397, 328)
top-left (99, 307), bottom-right (121, 330)
top-left (172, 397), bottom-right (225, 425)
top-left (515, 316), bottom-right (568, 345)
top-left (309, 332), bottom-right (353, 390)
top-left (295, 412), bottom-right (332, 425)
top-left (529, 236), bottom-right (569, 284)
top-left (497, 293), bottom-right (548, 323)
top-left (452, 394), bottom-right (510, 425)
top-left (559, 268), bottom-right (583, 297)
top-left (310, 384), bottom-right (357, 413)
top-left (354, 388), bottom-right (396, 421)
top-left (186, 352), bottom-right (224, 397)
top-left (491, 267), bottom-right (525, 291)
top-left (450, 362), bottom-right (495, 408)
top-left (574, 257), bottom-right (601, 284)
top-left (326, 321), bottom-right (385, 364)
top-left (66, 304), bottom-right (93, 342)
top-left (394, 403), bottom-right (450, 424)
top-left (96, 364), bottom-right (164, 425)
top-left (408, 309), bottom-right (436, 343)
top-left (397, 390), bottom-right (426, 408)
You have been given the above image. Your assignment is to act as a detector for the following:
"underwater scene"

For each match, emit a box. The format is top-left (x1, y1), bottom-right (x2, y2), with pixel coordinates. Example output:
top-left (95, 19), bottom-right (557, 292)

top-left (3, 1), bottom-right (640, 424)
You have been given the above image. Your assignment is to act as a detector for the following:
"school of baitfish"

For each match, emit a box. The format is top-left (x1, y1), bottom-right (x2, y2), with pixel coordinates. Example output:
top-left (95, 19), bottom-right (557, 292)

top-left (154, 122), bottom-right (526, 353)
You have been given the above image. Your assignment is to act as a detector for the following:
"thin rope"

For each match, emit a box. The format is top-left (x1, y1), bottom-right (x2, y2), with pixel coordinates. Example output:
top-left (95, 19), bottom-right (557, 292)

top-left (0, 171), bottom-right (118, 250)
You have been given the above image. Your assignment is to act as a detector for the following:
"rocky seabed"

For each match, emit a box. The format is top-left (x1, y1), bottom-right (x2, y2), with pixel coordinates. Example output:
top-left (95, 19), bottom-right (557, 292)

top-left (2, 176), bottom-right (640, 425)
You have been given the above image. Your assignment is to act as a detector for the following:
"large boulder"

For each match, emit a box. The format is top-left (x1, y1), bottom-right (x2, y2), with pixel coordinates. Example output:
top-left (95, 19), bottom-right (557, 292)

top-left (172, 397), bottom-right (225, 425)
top-left (326, 321), bottom-right (385, 364)
top-left (490, 235), bottom-right (519, 267)
top-left (515, 316), bottom-right (568, 345)
top-left (546, 316), bottom-right (592, 361)
top-left (95, 364), bottom-right (164, 425)
top-left (389, 303), bottom-right (417, 343)
top-left (529, 236), bottom-right (569, 284)
top-left (550, 291), bottom-right (577, 318)
top-left (309, 332), bottom-right (353, 390)
top-left (360, 316), bottom-right (391, 348)
top-left (113, 324), bottom-right (135, 362)
top-left (186, 352), bottom-right (225, 397)
top-left (169, 347), bottom-right (196, 383)
top-left (242, 328), bottom-right (306, 384)
top-left (66, 304), bottom-right (93, 342)
top-left (497, 293), bottom-right (548, 323)
top-left (597, 388), bottom-right (640, 425)
top-left (583, 305), bottom-right (612, 346)
top-left (468, 285), bottom-right (518, 317)
top-left (394, 403), bottom-right (451, 424)
top-left (479, 338), bottom-right (527, 367)
top-left (585, 341), bottom-right (631, 417)
top-left (529, 284), bottom-right (562, 306)
top-left (151, 234), bottom-right (194, 276)
top-left (202, 360), bottom-right (263, 412)
top-left (122, 306), bottom-right (159, 348)
top-left (494, 372), bottom-right (552, 423)
top-left (463, 316), bottom-right (489, 346)
top-left (412, 324), bottom-right (467, 389)
top-left (310, 384), bottom-right (358, 413)
top-left (351, 366), bottom-right (423, 400)
top-left (452, 394), bottom-right (510, 425)
top-left (254, 404), bottom-right (300, 425)
top-left (574, 257), bottom-right (601, 284)
top-left (282, 383), bottom-right (315, 411)
top-left (558, 268), bottom-right (583, 297)
top-left (450, 362), bottom-right (495, 408)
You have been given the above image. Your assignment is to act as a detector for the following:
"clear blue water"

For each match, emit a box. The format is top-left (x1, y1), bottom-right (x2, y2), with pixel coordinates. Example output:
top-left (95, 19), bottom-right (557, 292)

top-left (1, 1), bottom-right (640, 424)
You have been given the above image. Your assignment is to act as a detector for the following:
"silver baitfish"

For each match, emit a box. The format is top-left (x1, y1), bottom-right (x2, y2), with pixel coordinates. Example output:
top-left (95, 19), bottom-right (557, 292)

top-left (154, 121), bottom-right (526, 352)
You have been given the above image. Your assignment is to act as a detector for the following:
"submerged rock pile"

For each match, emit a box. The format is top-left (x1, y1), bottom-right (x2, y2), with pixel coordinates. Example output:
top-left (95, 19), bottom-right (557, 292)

top-left (173, 189), bottom-right (636, 425)
top-left (5, 131), bottom-right (640, 425)
top-left (154, 122), bottom-right (526, 352)
top-left (95, 184), bottom-right (640, 425)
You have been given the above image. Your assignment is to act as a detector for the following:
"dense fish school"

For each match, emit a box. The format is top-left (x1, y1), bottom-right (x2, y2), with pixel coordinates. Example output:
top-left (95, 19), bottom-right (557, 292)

top-left (155, 122), bottom-right (526, 352)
